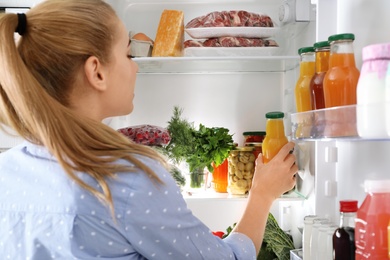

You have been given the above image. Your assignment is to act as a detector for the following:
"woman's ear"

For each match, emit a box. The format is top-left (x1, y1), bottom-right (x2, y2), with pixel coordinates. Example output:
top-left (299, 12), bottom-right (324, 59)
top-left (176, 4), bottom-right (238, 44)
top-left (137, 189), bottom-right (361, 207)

top-left (83, 56), bottom-right (107, 91)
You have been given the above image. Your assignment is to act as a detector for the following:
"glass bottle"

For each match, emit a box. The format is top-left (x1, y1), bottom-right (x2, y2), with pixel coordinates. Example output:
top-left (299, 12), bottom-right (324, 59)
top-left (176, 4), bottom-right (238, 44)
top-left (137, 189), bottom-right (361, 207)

top-left (310, 40), bottom-right (330, 110)
top-left (262, 111), bottom-right (288, 164)
top-left (333, 200), bottom-right (358, 260)
top-left (295, 47), bottom-right (315, 112)
top-left (357, 42), bottom-right (390, 138)
top-left (323, 33), bottom-right (360, 108)
top-left (355, 180), bottom-right (390, 259)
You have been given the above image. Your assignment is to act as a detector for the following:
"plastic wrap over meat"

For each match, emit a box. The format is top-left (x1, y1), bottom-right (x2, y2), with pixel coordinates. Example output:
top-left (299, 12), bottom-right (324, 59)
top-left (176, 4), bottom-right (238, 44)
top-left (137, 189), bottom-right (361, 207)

top-left (184, 38), bottom-right (278, 48)
top-left (186, 10), bottom-right (274, 28)
top-left (118, 125), bottom-right (171, 146)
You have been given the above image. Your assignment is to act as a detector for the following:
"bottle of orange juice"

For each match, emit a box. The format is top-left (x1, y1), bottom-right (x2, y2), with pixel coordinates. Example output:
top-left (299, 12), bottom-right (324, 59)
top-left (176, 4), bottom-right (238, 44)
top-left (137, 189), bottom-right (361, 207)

top-left (295, 47), bottom-right (315, 112)
top-left (262, 111), bottom-right (288, 164)
top-left (323, 33), bottom-right (360, 108)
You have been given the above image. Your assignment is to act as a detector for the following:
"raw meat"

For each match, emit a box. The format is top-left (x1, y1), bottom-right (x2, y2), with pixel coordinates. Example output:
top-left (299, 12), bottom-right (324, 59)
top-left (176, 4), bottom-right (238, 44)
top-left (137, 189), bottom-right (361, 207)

top-left (186, 10), bottom-right (273, 28)
top-left (184, 38), bottom-right (278, 48)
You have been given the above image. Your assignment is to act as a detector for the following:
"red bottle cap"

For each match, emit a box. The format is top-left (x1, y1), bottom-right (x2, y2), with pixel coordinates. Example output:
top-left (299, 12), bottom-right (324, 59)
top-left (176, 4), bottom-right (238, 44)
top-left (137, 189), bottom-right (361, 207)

top-left (339, 200), bottom-right (358, 213)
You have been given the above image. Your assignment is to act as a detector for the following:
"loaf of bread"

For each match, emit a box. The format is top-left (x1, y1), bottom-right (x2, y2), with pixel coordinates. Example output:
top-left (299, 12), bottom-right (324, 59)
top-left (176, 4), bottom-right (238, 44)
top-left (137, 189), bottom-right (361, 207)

top-left (152, 10), bottom-right (184, 57)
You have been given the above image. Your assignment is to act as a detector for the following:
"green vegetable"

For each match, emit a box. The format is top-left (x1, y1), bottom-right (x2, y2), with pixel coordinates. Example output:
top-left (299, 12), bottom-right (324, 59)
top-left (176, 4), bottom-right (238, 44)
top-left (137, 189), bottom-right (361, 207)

top-left (164, 106), bottom-right (235, 173)
top-left (222, 213), bottom-right (294, 260)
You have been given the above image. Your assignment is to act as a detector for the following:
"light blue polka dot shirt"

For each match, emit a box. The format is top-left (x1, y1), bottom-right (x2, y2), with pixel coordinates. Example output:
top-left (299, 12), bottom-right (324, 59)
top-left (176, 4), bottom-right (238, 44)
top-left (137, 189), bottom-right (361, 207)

top-left (0, 141), bottom-right (256, 259)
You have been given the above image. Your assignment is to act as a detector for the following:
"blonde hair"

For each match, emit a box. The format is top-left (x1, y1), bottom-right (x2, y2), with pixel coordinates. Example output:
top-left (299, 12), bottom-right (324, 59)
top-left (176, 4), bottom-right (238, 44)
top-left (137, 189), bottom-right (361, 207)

top-left (0, 0), bottom-right (166, 214)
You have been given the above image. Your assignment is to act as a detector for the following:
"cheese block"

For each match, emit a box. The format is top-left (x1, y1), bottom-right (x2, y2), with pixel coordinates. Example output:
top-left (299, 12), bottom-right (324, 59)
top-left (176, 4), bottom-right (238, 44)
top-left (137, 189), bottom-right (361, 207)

top-left (152, 10), bottom-right (184, 57)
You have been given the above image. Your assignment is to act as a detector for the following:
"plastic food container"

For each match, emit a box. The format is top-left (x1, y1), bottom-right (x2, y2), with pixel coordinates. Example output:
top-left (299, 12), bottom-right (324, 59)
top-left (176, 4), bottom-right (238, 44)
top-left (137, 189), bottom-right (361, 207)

top-left (130, 39), bottom-right (153, 57)
top-left (227, 146), bottom-right (256, 195)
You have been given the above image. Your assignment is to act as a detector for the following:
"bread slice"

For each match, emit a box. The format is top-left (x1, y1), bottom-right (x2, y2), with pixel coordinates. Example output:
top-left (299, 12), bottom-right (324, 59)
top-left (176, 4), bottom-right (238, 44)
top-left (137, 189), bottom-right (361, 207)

top-left (152, 10), bottom-right (184, 57)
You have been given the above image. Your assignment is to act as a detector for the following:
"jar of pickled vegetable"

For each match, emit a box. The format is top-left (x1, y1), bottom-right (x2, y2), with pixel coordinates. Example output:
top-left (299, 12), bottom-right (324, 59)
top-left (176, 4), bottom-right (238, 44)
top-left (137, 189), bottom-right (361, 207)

top-left (243, 131), bottom-right (266, 145)
top-left (227, 146), bottom-right (256, 195)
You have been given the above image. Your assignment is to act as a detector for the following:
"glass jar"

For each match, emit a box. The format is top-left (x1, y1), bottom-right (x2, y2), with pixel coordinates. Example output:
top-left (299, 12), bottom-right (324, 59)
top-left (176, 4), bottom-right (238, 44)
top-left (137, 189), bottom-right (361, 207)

top-left (243, 131), bottom-right (266, 145)
top-left (310, 40), bottom-right (330, 110)
top-left (262, 111), bottom-right (288, 164)
top-left (227, 146), bottom-right (256, 195)
top-left (295, 46), bottom-right (315, 113)
top-left (211, 159), bottom-right (228, 193)
top-left (357, 42), bottom-right (390, 138)
top-left (323, 33), bottom-right (360, 108)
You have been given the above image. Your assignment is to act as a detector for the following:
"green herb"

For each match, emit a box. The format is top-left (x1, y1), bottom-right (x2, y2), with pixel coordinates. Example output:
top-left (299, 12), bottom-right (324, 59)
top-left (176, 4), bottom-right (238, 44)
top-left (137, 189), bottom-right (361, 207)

top-left (164, 106), bottom-right (235, 173)
top-left (222, 213), bottom-right (294, 260)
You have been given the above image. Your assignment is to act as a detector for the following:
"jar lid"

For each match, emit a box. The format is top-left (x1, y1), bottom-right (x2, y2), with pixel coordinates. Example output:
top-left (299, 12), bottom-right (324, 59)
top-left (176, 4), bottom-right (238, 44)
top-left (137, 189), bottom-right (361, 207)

top-left (265, 111), bottom-right (284, 119)
top-left (362, 42), bottom-right (390, 60)
top-left (339, 200), bottom-right (358, 213)
top-left (298, 46), bottom-right (315, 55)
top-left (328, 33), bottom-right (355, 43)
top-left (243, 131), bottom-right (266, 136)
top-left (313, 40), bottom-right (330, 49)
top-left (364, 179), bottom-right (390, 193)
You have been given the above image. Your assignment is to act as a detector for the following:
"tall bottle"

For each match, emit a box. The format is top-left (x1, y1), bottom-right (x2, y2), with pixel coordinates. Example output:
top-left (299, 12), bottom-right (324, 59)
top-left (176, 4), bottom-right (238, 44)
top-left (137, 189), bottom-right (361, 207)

top-left (310, 41), bottom-right (330, 110)
top-left (355, 180), bottom-right (390, 259)
top-left (295, 47), bottom-right (315, 112)
top-left (262, 111), bottom-right (288, 164)
top-left (357, 42), bottom-right (390, 138)
top-left (323, 33), bottom-right (360, 108)
top-left (333, 200), bottom-right (358, 260)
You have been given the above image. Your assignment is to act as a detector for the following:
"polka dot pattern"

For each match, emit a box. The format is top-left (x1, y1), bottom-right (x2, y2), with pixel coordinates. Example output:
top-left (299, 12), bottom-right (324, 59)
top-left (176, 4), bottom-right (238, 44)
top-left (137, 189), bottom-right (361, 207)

top-left (0, 141), bottom-right (256, 259)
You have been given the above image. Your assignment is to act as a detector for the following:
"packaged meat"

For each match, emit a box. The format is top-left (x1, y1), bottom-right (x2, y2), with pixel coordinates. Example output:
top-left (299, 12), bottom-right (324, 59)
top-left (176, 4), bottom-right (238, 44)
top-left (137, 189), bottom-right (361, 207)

top-left (185, 10), bottom-right (274, 28)
top-left (118, 125), bottom-right (171, 146)
top-left (184, 38), bottom-right (278, 48)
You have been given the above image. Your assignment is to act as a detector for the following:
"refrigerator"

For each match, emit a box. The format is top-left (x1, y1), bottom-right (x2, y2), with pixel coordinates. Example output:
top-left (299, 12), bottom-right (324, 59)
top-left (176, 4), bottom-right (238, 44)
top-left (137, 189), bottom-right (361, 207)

top-left (1, 0), bottom-right (390, 257)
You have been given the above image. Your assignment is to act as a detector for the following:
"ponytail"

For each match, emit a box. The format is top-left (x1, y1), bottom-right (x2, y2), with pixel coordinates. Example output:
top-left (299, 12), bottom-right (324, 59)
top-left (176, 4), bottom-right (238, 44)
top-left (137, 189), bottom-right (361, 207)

top-left (0, 0), bottom-right (166, 216)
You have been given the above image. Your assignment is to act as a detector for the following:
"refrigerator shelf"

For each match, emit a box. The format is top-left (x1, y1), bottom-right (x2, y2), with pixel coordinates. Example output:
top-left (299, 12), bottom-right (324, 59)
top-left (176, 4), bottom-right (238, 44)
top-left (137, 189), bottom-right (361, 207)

top-left (133, 56), bottom-right (299, 74)
top-left (291, 104), bottom-right (390, 141)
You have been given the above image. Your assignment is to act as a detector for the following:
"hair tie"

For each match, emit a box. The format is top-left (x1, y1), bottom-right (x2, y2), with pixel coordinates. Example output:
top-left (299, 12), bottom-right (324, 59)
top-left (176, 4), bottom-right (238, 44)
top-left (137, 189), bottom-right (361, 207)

top-left (15, 13), bottom-right (27, 36)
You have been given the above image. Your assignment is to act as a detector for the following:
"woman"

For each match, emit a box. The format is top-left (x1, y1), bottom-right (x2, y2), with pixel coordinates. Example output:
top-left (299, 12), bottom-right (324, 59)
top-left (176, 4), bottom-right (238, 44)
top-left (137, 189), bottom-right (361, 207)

top-left (0, 0), bottom-right (298, 259)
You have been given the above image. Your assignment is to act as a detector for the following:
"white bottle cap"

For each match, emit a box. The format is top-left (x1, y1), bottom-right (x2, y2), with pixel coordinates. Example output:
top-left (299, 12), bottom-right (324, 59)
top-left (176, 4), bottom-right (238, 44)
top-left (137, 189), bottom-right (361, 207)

top-left (364, 179), bottom-right (390, 193)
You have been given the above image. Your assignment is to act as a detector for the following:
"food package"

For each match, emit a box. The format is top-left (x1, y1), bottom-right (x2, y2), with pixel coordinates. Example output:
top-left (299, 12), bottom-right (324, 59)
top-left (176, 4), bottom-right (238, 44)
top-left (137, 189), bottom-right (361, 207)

top-left (152, 9), bottom-right (184, 57)
top-left (118, 124), bottom-right (171, 146)
top-left (130, 32), bottom-right (154, 57)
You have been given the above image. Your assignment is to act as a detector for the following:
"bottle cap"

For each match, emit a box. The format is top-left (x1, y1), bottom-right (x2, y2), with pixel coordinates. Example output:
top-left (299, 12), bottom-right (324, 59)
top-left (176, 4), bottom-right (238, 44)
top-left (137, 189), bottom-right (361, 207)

top-left (243, 131), bottom-right (266, 136)
top-left (298, 46), bottom-right (315, 55)
top-left (339, 200), bottom-right (358, 213)
top-left (313, 40), bottom-right (330, 50)
top-left (265, 111), bottom-right (284, 119)
top-left (328, 33), bottom-right (355, 43)
top-left (362, 42), bottom-right (390, 60)
top-left (364, 179), bottom-right (390, 193)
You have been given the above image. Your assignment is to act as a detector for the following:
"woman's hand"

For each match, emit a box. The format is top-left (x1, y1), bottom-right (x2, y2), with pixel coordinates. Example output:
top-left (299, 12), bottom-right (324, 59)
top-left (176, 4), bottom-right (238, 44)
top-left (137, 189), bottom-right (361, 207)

top-left (251, 141), bottom-right (298, 200)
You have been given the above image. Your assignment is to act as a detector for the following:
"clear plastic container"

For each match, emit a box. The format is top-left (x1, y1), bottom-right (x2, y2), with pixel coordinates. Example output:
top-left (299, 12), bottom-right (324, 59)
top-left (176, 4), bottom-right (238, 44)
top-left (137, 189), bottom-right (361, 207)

top-left (357, 42), bottom-right (390, 138)
top-left (355, 180), bottom-right (390, 259)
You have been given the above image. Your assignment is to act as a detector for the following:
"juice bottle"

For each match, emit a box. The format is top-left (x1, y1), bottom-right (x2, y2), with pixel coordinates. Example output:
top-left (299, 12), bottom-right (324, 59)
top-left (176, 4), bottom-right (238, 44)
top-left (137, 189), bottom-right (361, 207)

top-left (310, 40), bottom-right (330, 110)
top-left (323, 33), bottom-right (360, 108)
top-left (355, 179), bottom-right (390, 259)
top-left (295, 47), bottom-right (315, 112)
top-left (262, 111), bottom-right (288, 164)
top-left (357, 43), bottom-right (390, 138)
top-left (333, 200), bottom-right (358, 260)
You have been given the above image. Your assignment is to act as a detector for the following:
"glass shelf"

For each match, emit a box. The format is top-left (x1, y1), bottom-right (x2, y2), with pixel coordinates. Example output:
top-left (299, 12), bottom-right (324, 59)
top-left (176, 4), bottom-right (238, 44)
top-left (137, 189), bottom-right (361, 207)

top-left (291, 104), bottom-right (390, 141)
top-left (134, 56), bottom-right (299, 74)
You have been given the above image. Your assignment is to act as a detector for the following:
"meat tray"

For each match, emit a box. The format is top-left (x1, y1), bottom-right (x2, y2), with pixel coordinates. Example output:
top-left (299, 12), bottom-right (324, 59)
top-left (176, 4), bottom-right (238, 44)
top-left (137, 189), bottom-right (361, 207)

top-left (185, 27), bottom-right (280, 39)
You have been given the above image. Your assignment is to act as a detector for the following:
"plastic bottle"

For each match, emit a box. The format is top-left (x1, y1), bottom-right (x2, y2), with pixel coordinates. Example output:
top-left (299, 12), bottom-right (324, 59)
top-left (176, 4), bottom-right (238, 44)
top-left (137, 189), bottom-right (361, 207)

top-left (333, 200), bottom-right (358, 260)
top-left (355, 180), bottom-right (390, 259)
top-left (357, 43), bottom-right (390, 138)
top-left (310, 218), bottom-right (330, 259)
top-left (295, 47), bottom-right (315, 112)
top-left (303, 215), bottom-right (318, 259)
top-left (323, 33), bottom-right (360, 108)
top-left (310, 41), bottom-right (330, 110)
top-left (385, 63), bottom-right (390, 136)
top-left (262, 111), bottom-right (288, 164)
